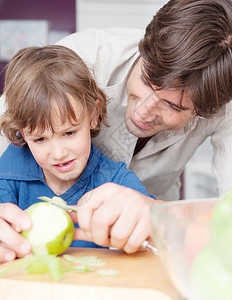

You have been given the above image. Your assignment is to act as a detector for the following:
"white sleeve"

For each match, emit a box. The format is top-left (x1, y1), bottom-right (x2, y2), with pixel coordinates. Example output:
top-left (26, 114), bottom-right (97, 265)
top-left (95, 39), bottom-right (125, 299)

top-left (211, 102), bottom-right (232, 196)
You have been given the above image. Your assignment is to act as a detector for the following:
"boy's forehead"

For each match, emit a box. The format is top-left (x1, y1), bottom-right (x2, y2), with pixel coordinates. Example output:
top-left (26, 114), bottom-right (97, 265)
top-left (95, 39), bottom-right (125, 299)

top-left (51, 95), bottom-right (83, 119)
top-left (23, 119), bottom-right (80, 136)
top-left (22, 94), bottom-right (85, 135)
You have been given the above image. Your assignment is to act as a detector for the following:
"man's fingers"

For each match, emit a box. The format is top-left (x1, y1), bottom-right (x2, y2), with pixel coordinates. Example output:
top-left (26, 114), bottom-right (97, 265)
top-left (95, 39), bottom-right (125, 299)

top-left (0, 203), bottom-right (32, 262)
top-left (74, 183), bottom-right (155, 252)
top-left (73, 228), bottom-right (93, 242)
top-left (0, 244), bottom-right (16, 262)
top-left (123, 217), bottom-right (153, 254)
top-left (0, 203), bottom-right (31, 231)
top-left (67, 210), bottom-right (78, 223)
top-left (108, 208), bottom-right (136, 250)
top-left (0, 218), bottom-right (32, 262)
top-left (90, 203), bottom-right (120, 246)
top-left (109, 198), bottom-right (152, 252)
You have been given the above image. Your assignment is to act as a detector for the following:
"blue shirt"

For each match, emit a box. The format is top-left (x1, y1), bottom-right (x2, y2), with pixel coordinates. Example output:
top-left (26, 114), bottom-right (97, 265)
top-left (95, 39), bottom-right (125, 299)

top-left (0, 143), bottom-right (151, 248)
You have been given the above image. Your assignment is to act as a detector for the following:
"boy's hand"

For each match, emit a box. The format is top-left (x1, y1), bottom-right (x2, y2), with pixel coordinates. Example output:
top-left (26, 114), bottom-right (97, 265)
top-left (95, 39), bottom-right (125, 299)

top-left (0, 203), bottom-right (32, 262)
top-left (69, 183), bottom-right (158, 253)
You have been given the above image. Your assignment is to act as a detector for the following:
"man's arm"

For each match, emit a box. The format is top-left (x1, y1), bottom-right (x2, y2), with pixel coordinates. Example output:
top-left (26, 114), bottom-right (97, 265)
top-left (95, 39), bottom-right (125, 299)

top-left (211, 103), bottom-right (232, 196)
top-left (69, 182), bottom-right (163, 253)
top-left (0, 203), bottom-right (32, 262)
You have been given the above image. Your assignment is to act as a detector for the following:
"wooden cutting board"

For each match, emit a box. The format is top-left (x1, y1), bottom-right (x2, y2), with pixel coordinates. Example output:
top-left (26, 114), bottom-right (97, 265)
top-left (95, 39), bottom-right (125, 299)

top-left (0, 248), bottom-right (181, 300)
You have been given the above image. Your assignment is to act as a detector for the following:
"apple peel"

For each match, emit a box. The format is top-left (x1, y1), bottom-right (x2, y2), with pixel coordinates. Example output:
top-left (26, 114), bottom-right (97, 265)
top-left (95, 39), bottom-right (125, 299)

top-left (0, 254), bottom-right (119, 280)
top-left (0, 255), bottom-right (63, 281)
top-left (38, 196), bottom-right (77, 212)
top-left (63, 254), bottom-right (106, 267)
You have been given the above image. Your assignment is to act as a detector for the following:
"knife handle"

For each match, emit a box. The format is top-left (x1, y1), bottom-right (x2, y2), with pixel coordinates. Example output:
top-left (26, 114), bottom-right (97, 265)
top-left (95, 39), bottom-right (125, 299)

top-left (142, 240), bottom-right (159, 255)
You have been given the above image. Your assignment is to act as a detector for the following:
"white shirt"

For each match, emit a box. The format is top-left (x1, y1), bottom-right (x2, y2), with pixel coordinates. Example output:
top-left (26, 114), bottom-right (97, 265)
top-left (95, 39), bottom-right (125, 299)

top-left (1, 28), bottom-right (231, 200)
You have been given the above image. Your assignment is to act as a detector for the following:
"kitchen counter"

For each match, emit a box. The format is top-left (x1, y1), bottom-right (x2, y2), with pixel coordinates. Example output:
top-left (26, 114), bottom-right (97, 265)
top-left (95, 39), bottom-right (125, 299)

top-left (0, 247), bottom-right (181, 300)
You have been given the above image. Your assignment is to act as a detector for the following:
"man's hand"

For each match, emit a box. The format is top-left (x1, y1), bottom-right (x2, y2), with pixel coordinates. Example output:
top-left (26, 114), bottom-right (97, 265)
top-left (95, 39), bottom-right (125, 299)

top-left (0, 203), bottom-right (32, 262)
top-left (69, 183), bottom-right (159, 253)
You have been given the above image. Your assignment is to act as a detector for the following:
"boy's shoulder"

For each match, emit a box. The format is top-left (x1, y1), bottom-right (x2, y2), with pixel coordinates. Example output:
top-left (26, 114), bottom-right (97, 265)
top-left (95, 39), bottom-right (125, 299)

top-left (0, 143), bottom-right (30, 161)
top-left (0, 144), bottom-right (41, 179)
top-left (91, 144), bottom-right (150, 197)
top-left (92, 143), bottom-right (126, 172)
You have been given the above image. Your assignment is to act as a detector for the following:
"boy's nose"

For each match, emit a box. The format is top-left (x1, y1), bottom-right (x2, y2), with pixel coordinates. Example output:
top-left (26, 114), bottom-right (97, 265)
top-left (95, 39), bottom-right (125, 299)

top-left (50, 141), bottom-right (68, 160)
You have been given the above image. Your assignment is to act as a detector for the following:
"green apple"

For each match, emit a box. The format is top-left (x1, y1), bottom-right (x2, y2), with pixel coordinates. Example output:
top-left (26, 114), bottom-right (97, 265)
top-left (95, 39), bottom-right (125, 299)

top-left (190, 190), bottom-right (232, 299)
top-left (190, 244), bottom-right (232, 300)
top-left (22, 199), bottom-right (75, 256)
top-left (210, 190), bottom-right (232, 234)
top-left (210, 190), bottom-right (232, 269)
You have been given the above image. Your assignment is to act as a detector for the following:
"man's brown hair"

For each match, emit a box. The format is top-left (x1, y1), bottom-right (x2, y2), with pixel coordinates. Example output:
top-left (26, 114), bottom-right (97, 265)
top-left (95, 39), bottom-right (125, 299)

top-left (139, 0), bottom-right (232, 118)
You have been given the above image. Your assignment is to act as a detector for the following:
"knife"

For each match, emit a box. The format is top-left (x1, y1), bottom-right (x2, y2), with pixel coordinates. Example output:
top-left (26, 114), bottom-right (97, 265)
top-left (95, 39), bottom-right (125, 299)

top-left (38, 196), bottom-right (159, 255)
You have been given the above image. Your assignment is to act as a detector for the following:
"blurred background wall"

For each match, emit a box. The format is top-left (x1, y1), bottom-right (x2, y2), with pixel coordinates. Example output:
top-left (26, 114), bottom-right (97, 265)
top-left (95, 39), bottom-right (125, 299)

top-left (77, 0), bottom-right (167, 30)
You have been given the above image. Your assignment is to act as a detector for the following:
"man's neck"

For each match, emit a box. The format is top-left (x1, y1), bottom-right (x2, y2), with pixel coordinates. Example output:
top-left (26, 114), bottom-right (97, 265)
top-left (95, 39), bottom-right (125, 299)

top-left (133, 136), bottom-right (152, 156)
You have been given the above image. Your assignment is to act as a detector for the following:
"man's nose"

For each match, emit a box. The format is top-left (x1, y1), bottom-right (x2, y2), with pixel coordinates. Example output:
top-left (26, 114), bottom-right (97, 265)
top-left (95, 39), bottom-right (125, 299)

top-left (136, 92), bottom-right (160, 116)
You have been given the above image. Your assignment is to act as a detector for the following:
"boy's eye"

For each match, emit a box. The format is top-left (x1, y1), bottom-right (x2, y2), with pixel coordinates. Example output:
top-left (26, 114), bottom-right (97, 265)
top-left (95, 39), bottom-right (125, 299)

top-left (34, 137), bottom-right (46, 143)
top-left (65, 130), bottom-right (77, 137)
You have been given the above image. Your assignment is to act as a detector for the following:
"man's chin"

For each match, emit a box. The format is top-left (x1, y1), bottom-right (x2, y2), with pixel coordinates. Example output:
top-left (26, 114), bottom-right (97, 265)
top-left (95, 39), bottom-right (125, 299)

top-left (125, 120), bottom-right (154, 138)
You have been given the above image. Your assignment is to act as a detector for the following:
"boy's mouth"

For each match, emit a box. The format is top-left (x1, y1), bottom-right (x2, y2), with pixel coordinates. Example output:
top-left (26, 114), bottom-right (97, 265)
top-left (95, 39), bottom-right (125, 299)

top-left (53, 159), bottom-right (75, 172)
top-left (57, 161), bottom-right (72, 167)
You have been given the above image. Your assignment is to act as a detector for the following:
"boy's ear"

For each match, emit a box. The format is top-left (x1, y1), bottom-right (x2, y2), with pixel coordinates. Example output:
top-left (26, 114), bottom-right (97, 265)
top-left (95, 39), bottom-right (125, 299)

top-left (19, 130), bottom-right (25, 139)
top-left (90, 99), bottom-right (101, 129)
top-left (18, 130), bottom-right (27, 144)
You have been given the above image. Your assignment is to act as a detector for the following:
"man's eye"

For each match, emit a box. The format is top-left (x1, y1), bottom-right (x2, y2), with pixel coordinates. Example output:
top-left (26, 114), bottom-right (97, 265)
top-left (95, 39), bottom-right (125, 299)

top-left (169, 104), bottom-right (182, 112)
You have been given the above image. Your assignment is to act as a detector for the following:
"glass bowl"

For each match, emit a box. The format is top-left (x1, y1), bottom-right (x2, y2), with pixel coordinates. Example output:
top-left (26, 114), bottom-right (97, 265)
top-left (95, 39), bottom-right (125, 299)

top-left (151, 198), bottom-right (218, 300)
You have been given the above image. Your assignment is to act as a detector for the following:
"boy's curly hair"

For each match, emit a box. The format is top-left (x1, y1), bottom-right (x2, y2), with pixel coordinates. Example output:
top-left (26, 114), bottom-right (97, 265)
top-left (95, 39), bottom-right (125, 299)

top-left (1, 45), bottom-right (108, 145)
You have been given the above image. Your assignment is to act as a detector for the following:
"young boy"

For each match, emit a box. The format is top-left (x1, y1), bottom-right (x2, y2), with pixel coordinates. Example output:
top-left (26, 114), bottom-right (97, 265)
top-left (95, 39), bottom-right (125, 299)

top-left (0, 45), bottom-right (151, 259)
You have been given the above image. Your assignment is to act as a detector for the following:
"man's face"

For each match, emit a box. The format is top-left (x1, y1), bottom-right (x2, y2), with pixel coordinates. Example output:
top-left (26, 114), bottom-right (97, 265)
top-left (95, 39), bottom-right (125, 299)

top-left (125, 58), bottom-right (196, 138)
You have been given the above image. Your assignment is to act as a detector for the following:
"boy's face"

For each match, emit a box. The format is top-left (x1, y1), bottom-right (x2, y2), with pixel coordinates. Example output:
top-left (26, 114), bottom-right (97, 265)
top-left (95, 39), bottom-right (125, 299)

top-left (125, 58), bottom-right (196, 138)
top-left (22, 95), bottom-right (96, 195)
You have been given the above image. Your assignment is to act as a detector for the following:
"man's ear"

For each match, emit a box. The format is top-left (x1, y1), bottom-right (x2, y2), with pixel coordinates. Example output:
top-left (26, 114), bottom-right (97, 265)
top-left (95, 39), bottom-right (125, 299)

top-left (90, 99), bottom-right (101, 129)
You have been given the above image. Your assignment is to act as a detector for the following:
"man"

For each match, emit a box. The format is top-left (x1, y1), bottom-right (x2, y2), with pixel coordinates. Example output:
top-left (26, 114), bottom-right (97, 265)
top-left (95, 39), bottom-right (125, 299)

top-left (0, 0), bottom-right (231, 258)
top-left (56, 0), bottom-right (232, 200)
